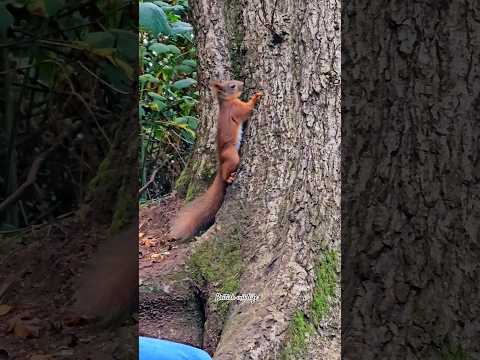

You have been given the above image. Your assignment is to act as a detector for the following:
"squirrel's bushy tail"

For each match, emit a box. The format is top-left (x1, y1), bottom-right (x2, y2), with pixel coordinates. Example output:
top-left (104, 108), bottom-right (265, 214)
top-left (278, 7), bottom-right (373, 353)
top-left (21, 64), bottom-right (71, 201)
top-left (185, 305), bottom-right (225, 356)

top-left (73, 225), bottom-right (138, 326)
top-left (169, 173), bottom-right (226, 240)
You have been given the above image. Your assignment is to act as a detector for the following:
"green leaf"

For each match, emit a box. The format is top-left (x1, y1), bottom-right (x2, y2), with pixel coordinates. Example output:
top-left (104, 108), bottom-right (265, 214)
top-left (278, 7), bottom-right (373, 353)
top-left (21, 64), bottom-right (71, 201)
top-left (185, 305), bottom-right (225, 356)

top-left (174, 64), bottom-right (194, 74)
top-left (0, 4), bottom-right (14, 35)
top-left (153, 1), bottom-right (185, 14)
top-left (139, 2), bottom-right (171, 36)
top-left (172, 78), bottom-right (197, 89)
top-left (110, 29), bottom-right (138, 62)
top-left (99, 60), bottom-right (130, 92)
top-left (170, 21), bottom-right (193, 36)
top-left (149, 99), bottom-right (166, 111)
top-left (58, 11), bottom-right (90, 40)
top-left (149, 43), bottom-right (181, 55)
top-left (181, 59), bottom-right (197, 68)
top-left (139, 74), bottom-right (160, 84)
top-left (83, 31), bottom-right (115, 48)
top-left (175, 116), bottom-right (198, 130)
top-left (147, 92), bottom-right (166, 101)
top-left (81, 30), bottom-right (136, 62)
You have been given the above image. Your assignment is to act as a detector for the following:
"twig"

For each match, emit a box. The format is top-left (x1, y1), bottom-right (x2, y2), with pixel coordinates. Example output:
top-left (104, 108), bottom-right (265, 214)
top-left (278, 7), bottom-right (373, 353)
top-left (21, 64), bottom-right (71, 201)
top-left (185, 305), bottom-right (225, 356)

top-left (139, 168), bottom-right (160, 195)
top-left (40, 58), bottom-right (113, 147)
top-left (0, 154), bottom-right (46, 213)
top-left (77, 61), bottom-right (130, 95)
top-left (0, 121), bottom-right (82, 214)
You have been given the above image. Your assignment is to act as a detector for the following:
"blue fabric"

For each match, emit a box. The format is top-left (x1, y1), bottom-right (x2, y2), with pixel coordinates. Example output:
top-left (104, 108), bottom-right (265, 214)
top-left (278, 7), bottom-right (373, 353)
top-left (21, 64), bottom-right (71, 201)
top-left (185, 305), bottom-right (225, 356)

top-left (139, 336), bottom-right (212, 360)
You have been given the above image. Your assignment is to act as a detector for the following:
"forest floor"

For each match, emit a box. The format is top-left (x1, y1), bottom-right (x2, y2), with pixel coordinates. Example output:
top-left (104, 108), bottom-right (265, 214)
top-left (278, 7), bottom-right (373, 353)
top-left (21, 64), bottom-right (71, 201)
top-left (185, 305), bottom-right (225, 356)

top-left (138, 194), bottom-right (207, 348)
top-left (0, 217), bottom-right (136, 360)
top-left (138, 194), bottom-right (183, 282)
top-left (0, 195), bottom-right (208, 359)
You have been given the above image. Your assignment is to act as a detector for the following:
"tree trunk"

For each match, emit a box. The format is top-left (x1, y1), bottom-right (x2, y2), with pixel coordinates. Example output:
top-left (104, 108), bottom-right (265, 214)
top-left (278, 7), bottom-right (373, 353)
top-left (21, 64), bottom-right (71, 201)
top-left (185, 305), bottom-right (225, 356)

top-left (184, 1), bottom-right (341, 358)
top-left (343, 1), bottom-right (480, 358)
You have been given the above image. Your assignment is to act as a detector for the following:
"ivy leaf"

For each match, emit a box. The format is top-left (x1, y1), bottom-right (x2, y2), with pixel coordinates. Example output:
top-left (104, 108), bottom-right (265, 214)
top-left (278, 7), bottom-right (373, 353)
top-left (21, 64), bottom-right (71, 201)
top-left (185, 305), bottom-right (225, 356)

top-left (148, 92), bottom-right (167, 110)
top-left (83, 32), bottom-right (115, 48)
top-left (148, 92), bottom-right (166, 101)
top-left (172, 78), bottom-right (197, 89)
top-left (149, 43), bottom-right (181, 55)
top-left (175, 116), bottom-right (198, 130)
top-left (170, 21), bottom-right (193, 36)
top-left (139, 2), bottom-right (171, 36)
top-left (181, 59), bottom-right (197, 68)
top-left (174, 64), bottom-right (194, 74)
top-left (139, 74), bottom-right (160, 84)
top-left (153, 1), bottom-right (185, 14)
top-left (110, 29), bottom-right (137, 62)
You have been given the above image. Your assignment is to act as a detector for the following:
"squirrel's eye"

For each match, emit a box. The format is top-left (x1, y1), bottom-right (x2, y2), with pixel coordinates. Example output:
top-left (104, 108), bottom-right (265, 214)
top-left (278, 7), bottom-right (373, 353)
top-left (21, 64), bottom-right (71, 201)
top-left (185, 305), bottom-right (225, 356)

top-left (229, 84), bottom-right (236, 89)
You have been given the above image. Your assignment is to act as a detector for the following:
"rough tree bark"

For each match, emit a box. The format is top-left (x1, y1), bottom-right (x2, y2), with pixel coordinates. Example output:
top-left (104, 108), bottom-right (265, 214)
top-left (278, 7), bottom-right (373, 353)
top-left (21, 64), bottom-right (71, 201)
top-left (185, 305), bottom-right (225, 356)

top-left (343, 1), bottom-right (480, 359)
top-left (181, 1), bottom-right (341, 359)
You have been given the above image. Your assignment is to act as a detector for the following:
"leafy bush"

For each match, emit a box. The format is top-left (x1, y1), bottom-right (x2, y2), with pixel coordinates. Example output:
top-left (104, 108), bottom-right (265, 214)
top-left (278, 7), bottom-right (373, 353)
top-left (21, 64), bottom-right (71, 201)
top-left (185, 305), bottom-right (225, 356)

top-left (0, 1), bottom-right (136, 229)
top-left (139, 0), bottom-right (198, 201)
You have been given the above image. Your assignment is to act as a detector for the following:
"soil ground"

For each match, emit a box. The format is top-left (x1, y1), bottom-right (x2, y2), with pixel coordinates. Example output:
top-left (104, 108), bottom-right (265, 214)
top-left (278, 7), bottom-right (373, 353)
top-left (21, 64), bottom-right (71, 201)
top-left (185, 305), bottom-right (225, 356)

top-left (139, 194), bottom-right (183, 282)
top-left (0, 194), bottom-right (205, 359)
top-left (0, 217), bottom-right (136, 360)
top-left (138, 194), bottom-right (206, 348)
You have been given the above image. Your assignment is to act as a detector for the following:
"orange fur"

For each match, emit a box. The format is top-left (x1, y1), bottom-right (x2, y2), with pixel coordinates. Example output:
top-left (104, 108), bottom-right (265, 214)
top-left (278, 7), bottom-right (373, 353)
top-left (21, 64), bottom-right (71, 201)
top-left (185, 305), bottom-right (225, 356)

top-left (169, 174), bottom-right (226, 240)
top-left (169, 80), bottom-right (263, 240)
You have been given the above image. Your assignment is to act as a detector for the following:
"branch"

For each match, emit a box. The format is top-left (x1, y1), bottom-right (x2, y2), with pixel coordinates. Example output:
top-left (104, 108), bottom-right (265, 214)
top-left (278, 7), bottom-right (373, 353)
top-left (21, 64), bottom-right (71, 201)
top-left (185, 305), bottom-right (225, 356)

top-left (138, 168), bottom-right (160, 196)
top-left (0, 154), bottom-right (46, 213)
top-left (0, 121), bottom-right (82, 214)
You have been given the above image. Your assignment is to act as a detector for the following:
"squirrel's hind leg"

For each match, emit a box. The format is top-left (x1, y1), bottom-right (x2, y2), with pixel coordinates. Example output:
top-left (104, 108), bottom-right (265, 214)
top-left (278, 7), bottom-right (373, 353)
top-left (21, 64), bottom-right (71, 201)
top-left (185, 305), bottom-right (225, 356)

top-left (219, 146), bottom-right (240, 184)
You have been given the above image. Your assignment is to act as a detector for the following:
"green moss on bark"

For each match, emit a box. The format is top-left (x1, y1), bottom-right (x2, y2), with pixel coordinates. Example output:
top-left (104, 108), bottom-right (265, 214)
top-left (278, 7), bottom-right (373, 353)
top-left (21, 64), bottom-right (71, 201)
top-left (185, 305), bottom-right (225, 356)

top-left (175, 161), bottom-right (195, 196)
top-left (176, 158), bottom-right (217, 201)
top-left (281, 250), bottom-right (338, 359)
top-left (187, 232), bottom-right (242, 319)
top-left (441, 344), bottom-right (472, 360)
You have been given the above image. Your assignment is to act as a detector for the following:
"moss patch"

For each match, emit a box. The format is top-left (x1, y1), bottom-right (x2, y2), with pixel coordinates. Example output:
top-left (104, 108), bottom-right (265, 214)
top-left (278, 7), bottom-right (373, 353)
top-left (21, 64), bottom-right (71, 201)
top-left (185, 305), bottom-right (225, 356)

top-left (281, 250), bottom-right (339, 359)
top-left (281, 311), bottom-right (315, 360)
top-left (187, 229), bottom-right (242, 319)
top-left (176, 158), bottom-right (216, 201)
top-left (110, 185), bottom-right (136, 234)
top-left (311, 250), bottom-right (338, 326)
top-left (441, 344), bottom-right (471, 360)
top-left (200, 162), bottom-right (217, 182)
top-left (175, 162), bottom-right (194, 196)
top-left (185, 181), bottom-right (200, 202)
top-left (87, 155), bottom-right (119, 198)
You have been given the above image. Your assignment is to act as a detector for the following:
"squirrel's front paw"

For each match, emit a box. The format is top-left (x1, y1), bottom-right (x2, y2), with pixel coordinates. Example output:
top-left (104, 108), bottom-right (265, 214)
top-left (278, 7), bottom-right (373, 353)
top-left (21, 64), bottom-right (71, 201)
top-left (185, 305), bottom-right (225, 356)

top-left (254, 92), bottom-right (264, 100)
top-left (226, 172), bottom-right (237, 185)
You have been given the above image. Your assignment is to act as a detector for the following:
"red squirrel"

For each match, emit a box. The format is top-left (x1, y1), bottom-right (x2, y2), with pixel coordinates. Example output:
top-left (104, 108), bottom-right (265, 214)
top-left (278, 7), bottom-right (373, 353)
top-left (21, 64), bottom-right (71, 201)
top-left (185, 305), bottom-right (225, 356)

top-left (169, 80), bottom-right (263, 240)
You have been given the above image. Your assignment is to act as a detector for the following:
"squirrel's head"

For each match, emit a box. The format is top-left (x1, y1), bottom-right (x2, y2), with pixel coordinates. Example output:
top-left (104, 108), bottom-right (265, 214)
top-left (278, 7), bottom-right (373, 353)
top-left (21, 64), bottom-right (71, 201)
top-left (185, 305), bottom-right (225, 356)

top-left (209, 80), bottom-right (244, 100)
